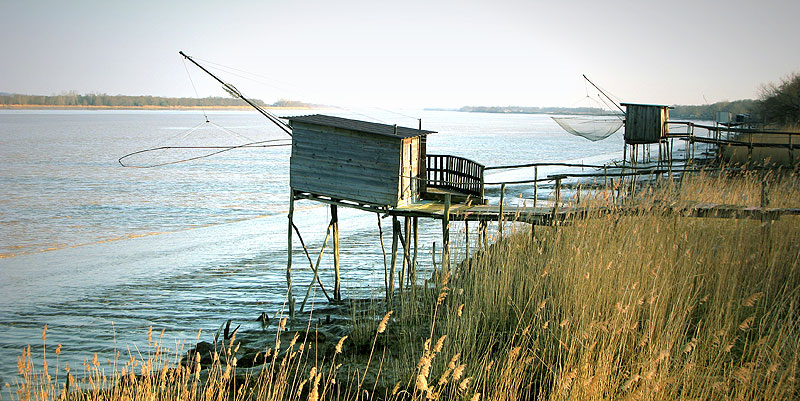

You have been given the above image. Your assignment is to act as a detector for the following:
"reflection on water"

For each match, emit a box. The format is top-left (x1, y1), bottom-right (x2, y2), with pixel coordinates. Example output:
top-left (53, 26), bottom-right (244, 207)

top-left (0, 109), bottom-right (624, 381)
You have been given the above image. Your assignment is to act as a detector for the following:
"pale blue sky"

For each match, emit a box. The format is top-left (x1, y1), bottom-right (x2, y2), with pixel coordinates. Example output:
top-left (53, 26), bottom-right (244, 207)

top-left (1, 0), bottom-right (798, 108)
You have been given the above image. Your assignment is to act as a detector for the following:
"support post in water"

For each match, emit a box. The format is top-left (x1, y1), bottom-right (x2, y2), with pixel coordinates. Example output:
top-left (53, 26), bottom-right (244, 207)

top-left (464, 220), bottom-right (470, 261)
top-left (499, 183), bottom-right (506, 238)
top-left (482, 221), bottom-right (489, 250)
top-left (389, 216), bottom-right (399, 304)
top-left (552, 177), bottom-right (562, 226)
top-left (331, 204), bottom-right (341, 301)
top-left (412, 217), bottom-right (419, 289)
top-left (299, 220), bottom-right (333, 312)
top-left (533, 166), bottom-right (538, 208)
top-left (377, 214), bottom-right (389, 304)
top-left (403, 217), bottom-right (411, 290)
top-left (287, 189), bottom-right (295, 320)
top-left (442, 194), bottom-right (451, 276)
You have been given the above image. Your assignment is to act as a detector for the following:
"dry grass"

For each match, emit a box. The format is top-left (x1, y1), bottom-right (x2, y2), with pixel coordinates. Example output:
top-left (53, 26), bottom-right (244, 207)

top-left (5, 171), bottom-right (800, 400)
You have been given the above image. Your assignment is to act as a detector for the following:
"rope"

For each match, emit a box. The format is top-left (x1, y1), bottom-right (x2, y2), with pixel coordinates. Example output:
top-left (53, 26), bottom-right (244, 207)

top-left (137, 121), bottom-right (208, 168)
top-left (183, 58), bottom-right (209, 122)
top-left (118, 139), bottom-right (291, 168)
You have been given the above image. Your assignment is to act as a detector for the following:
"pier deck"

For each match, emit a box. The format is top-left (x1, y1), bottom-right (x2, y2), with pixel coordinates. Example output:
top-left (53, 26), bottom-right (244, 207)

top-left (296, 191), bottom-right (800, 225)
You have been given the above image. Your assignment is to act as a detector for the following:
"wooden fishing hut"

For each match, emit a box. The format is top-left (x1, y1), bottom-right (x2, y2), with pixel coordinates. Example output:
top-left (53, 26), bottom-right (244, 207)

top-left (620, 103), bottom-right (671, 165)
top-left (289, 114), bottom-right (433, 206)
top-left (286, 114), bottom-right (489, 315)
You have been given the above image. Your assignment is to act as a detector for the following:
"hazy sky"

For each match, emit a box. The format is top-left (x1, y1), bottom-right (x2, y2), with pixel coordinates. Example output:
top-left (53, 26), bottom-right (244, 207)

top-left (2, 0), bottom-right (798, 108)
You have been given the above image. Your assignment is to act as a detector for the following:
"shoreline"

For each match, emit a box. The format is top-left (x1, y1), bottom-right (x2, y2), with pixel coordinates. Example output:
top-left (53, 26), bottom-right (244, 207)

top-left (0, 104), bottom-right (324, 111)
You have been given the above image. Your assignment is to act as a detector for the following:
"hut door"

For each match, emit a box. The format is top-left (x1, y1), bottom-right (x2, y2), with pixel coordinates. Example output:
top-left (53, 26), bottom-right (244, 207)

top-left (400, 138), bottom-right (419, 203)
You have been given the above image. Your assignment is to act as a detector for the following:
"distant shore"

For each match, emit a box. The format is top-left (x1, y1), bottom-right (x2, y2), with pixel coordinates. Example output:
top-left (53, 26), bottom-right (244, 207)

top-left (0, 104), bottom-right (320, 111)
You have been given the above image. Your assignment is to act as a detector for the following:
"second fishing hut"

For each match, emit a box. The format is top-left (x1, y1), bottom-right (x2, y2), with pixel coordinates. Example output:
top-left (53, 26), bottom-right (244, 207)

top-left (620, 103), bottom-right (672, 164)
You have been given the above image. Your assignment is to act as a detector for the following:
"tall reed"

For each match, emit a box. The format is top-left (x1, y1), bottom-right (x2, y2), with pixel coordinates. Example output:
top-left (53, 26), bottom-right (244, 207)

top-left (6, 171), bottom-right (799, 400)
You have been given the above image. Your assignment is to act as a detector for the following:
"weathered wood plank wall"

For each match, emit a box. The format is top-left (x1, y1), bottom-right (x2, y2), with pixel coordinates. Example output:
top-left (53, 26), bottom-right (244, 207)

top-left (291, 121), bottom-right (415, 206)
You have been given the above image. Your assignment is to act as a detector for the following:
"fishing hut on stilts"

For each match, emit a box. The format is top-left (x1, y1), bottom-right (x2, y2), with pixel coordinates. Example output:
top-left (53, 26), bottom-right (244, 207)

top-left (285, 115), bottom-right (488, 316)
top-left (621, 103), bottom-right (671, 167)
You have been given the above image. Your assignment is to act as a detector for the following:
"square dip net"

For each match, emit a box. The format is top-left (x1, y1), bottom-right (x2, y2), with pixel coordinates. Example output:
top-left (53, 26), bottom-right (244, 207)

top-left (551, 116), bottom-right (623, 142)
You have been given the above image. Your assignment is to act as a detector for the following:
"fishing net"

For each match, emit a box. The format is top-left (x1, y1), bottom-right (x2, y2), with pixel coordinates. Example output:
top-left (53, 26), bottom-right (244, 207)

top-left (118, 120), bottom-right (291, 168)
top-left (551, 116), bottom-right (623, 141)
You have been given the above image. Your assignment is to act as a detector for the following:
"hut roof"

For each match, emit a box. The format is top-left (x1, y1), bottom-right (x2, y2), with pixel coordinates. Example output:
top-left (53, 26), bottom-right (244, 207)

top-left (287, 114), bottom-right (435, 138)
top-left (620, 103), bottom-right (673, 109)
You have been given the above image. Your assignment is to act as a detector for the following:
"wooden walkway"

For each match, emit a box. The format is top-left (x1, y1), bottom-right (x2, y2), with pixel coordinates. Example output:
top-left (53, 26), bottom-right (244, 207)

top-left (295, 192), bottom-right (800, 225)
top-left (396, 200), bottom-right (800, 223)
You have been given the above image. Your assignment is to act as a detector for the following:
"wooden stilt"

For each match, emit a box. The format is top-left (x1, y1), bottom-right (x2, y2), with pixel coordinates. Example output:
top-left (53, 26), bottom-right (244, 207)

top-left (397, 223), bottom-right (408, 292)
top-left (287, 190), bottom-right (295, 320)
top-left (377, 214), bottom-right (389, 303)
top-left (442, 194), bottom-right (451, 276)
top-left (299, 221), bottom-right (333, 312)
top-left (331, 205), bottom-right (341, 301)
top-left (498, 183), bottom-right (505, 238)
top-left (658, 139), bottom-right (663, 170)
top-left (668, 139), bottom-right (673, 180)
top-left (533, 166), bottom-right (538, 208)
top-left (431, 242), bottom-right (437, 276)
top-left (480, 221), bottom-right (488, 250)
top-left (402, 217), bottom-right (411, 290)
top-left (291, 221), bottom-right (333, 305)
top-left (389, 217), bottom-right (399, 303)
top-left (621, 143), bottom-right (627, 193)
top-left (412, 217), bottom-right (418, 289)
top-left (552, 177), bottom-right (561, 226)
top-left (465, 221), bottom-right (470, 261)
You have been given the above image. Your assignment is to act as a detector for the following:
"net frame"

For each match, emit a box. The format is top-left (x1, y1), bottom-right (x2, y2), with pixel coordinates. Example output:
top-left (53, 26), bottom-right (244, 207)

top-left (551, 116), bottom-right (623, 141)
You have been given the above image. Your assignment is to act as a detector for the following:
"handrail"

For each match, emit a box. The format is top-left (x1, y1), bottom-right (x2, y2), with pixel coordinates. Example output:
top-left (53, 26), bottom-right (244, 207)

top-left (668, 120), bottom-right (799, 136)
top-left (426, 154), bottom-right (485, 198)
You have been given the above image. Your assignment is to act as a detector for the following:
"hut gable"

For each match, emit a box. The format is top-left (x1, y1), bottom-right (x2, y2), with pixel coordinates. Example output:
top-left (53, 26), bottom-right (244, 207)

top-left (288, 114), bottom-right (434, 207)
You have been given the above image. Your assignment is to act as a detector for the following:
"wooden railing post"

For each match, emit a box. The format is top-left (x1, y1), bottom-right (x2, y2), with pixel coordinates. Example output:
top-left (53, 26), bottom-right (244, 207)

top-left (442, 194), bottom-right (451, 276)
top-left (499, 183), bottom-right (506, 238)
top-left (533, 166), bottom-right (538, 208)
top-left (552, 177), bottom-right (562, 226)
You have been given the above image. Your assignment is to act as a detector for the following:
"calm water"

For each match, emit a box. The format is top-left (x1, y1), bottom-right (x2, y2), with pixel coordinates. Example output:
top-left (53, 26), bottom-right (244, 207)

top-left (0, 108), bottom-right (626, 381)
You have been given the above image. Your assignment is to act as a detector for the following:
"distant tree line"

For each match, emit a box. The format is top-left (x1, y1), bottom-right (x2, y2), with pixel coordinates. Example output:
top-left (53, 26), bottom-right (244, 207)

top-left (758, 72), bottom-right (800, 127)
top-left (669, 99), bottom-right (759, 121)
top-left (0, 93), bottom-right (318, 108)
top-left (670, 72), bottom-right (799, 126)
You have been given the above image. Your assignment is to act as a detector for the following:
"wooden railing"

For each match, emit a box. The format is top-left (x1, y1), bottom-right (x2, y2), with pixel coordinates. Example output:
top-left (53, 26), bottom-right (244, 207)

top-left (426, 154), bottom-right (485, 198)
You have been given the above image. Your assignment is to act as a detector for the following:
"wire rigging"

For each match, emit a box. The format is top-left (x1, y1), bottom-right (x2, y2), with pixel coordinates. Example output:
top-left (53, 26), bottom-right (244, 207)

top-left (183, 58), bottom-right (209, 123)
top-left (191, 55), bottom-right (417, 125)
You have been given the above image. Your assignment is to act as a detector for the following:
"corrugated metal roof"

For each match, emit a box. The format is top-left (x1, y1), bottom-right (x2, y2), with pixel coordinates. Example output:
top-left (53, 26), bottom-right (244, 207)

top-left (287, 114), bottom-right (436, 138)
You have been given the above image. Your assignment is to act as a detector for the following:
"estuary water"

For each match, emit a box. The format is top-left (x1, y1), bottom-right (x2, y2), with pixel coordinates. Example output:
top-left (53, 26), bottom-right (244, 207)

top-left (0, 108), bottom-right (626, 381)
